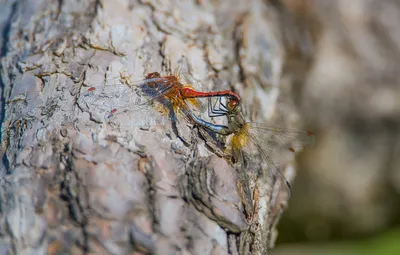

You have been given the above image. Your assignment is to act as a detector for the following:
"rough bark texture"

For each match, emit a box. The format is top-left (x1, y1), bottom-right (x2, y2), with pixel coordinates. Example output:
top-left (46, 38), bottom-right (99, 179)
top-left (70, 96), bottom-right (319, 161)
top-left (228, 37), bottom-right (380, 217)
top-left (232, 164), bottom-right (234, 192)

top-left (0, 0), bottom-right (305, 254)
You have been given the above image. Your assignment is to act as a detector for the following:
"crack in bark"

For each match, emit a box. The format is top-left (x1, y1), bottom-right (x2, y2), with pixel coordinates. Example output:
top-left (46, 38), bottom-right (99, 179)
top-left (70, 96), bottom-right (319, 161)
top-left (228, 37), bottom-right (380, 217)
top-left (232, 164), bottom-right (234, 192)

top-left (132, 152), bottom-right (157, 253)
top-left (0, 0), bottom-right (18, 58)
top-left (3, 118), bottom-right (32, 172)
top-left (182, 157), bottom-right (245, 234)
top-left (0, 1), bottom-right (19, 172)
top-left (60, 143), bottom-right (90, 253)
top-left (233, 13), bottom-right (248, 88)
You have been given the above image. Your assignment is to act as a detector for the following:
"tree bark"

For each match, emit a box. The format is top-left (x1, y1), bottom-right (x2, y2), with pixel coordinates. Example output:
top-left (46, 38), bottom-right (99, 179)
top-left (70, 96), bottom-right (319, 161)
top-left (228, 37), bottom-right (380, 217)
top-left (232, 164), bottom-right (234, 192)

top-left (0, 0), bottom-right (302, 254)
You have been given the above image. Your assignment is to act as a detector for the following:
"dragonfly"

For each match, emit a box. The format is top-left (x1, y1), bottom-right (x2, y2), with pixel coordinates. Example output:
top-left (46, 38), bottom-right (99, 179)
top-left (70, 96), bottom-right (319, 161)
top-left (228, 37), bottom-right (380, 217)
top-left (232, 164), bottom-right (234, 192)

top-left (185, 96), bottom-right (315, 191)
top-left (78, 71), bottom-right (241, 127)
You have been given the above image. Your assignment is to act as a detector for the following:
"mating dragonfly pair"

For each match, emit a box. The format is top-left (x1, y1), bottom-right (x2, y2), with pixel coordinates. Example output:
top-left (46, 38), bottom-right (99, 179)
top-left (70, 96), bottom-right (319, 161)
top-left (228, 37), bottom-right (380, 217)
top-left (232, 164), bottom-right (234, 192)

top-left (80, 71), bottom-right (314, 191)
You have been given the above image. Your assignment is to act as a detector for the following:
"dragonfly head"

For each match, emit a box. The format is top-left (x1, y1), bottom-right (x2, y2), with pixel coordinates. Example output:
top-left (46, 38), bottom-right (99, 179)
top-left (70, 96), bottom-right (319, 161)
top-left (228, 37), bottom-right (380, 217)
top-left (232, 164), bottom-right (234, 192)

top-left (226, 98), bottom-right (240, 112)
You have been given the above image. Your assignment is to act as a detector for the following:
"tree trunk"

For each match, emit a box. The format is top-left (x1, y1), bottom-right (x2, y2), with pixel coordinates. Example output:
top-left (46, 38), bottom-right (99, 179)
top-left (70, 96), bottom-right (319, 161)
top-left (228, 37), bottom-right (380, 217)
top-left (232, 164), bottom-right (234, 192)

top-left (0, 0), bottom-right (303, 254)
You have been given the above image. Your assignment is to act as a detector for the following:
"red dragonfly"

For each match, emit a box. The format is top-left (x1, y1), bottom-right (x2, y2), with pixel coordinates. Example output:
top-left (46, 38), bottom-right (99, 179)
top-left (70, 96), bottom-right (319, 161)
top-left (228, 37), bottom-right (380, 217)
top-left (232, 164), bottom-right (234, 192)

top-left (79, 71), bottom-right (240, 127)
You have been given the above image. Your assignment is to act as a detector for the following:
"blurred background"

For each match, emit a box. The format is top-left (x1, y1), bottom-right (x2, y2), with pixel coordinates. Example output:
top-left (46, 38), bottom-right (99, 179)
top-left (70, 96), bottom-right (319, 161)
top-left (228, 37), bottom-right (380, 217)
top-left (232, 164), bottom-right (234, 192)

top-left (270, 0), bottom-right (400, 254)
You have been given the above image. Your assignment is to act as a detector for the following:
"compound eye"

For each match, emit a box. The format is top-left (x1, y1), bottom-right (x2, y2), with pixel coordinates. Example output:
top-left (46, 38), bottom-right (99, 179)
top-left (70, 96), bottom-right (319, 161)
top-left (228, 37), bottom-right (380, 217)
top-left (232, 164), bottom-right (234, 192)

top-left (228, 99), bottom-right (239, 108)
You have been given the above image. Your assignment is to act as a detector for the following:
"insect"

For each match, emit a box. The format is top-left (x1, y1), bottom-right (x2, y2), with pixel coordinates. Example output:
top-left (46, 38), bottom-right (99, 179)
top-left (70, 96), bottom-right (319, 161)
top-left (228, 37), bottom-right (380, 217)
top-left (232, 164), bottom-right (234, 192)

top-left (79, 71), bottom-right (240, 126)
top-left (185, 96), bottom-right (315, 190)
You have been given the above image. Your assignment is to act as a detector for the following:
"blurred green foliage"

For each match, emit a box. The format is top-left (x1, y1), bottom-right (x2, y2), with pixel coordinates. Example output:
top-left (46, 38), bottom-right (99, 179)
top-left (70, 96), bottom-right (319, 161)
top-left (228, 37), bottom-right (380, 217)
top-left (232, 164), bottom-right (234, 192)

top-left (273, 227), bottom-right (400, 255)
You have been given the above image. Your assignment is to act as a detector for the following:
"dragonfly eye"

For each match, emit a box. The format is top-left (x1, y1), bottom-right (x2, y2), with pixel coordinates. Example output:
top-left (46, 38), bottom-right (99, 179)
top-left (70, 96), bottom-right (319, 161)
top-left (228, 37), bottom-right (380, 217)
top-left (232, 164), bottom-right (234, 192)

top-left (228, 99), bottom-right (238, 108)
top-left (227, 98), bottom-right (239, 112)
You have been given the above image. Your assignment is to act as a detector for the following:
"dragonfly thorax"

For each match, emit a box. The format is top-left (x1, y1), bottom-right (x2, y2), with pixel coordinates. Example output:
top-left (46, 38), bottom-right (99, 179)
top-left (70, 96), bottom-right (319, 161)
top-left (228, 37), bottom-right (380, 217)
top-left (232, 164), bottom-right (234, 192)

top-left (227, 104), bottom-right (246, 133)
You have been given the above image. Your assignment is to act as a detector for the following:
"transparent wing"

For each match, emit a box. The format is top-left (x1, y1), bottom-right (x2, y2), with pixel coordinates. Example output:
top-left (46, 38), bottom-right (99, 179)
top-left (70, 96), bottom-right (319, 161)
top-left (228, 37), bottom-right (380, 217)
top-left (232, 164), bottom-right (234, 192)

top-left (246, 123), bottom-right (315, 153)
top-left (76, 76), bottom-right (178, 128)
top-left (78, 76), bottom-right (176, 111)
top-left (239, 123), bottom-right (314, 191)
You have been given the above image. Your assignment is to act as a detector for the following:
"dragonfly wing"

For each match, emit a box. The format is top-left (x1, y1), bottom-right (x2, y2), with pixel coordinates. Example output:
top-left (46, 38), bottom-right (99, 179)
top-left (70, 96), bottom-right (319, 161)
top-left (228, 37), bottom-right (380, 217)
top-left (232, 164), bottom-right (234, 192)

top-left (105, 106), bottom-right (170, 129)
top-left (83, 76), bottom-right (176, 101)
top-left (78, 84), bottom-right (139, 111)
top-left (236, 124), bottom-right (313, 189)
top-left (244, 124), bottom-right (314, 182)
top-left (78, 86), bottom-right (170, 128)
top-left (238, 129), bottom-right (292, 198)
top-left (246, 123), bottom-right (315, 152)
top-left (76, 81), bottom-right (176, 128)
top-left (78, 76), bottom-right (179, 112)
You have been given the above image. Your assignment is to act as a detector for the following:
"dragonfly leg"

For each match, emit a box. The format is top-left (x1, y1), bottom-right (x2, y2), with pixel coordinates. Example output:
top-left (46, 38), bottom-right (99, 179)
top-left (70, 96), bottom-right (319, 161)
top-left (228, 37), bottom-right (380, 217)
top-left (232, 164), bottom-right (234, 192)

top-left (219, 96), bottom-right (227, 111)
top-left (208, 97), bottom-right (227, 117)
top-left (165, 100), bottom-right (190, 147)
